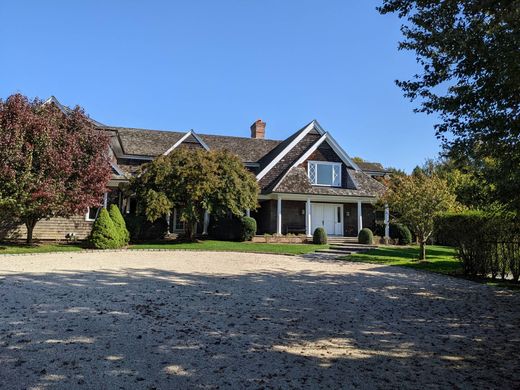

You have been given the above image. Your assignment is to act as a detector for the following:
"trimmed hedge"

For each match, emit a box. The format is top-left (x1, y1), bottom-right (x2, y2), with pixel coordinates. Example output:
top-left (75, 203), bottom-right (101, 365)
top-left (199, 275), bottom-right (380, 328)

top-left (124, 214), bottom-right (168, 242)
top-left (241, 217), bottom-right (257, 241)
top-left (90, 208), bottom-right (120, 249)
top-left (435, 211), bottom-right (520, 281)
top-left (374, 223), bottom-right (412, 245)
top-left (108, 204), bottom-right (130, 246)
top-left (358, 228), bottom-right (373, 245)
top-left (313, 227), bottom-right (327, 244)
top-left (211, 216), bottom-right (257, 242)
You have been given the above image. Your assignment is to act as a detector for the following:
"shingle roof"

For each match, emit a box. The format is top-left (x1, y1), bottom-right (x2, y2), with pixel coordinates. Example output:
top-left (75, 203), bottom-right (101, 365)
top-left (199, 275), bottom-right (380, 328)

top-left (109, 126), bottom-right (281, 163)
top-left (356, 161), bottom-right (388, 173)
top-left (274, 166), bottom-right (385, 198)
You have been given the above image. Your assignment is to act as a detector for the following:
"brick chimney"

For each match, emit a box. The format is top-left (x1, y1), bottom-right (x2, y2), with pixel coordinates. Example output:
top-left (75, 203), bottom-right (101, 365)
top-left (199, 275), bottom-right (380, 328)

top-left (250, 119), bottom-right (266, 139)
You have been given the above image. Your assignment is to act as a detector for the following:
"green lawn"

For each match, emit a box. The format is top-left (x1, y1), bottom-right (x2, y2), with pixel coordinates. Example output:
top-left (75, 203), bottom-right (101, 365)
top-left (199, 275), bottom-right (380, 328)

top-left (0, 243), bottom-right (84, 255)
top-left (0, 240), bottom-right (326, 256)
top-left (343, 245), bottom-right (461, 275)
top-left (129, 240), bottom-right (328, 255)
top-left (343, 245), bottom-right (520, 290)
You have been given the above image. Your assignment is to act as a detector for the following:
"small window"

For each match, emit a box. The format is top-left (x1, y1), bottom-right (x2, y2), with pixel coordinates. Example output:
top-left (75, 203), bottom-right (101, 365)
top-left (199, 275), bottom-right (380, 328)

top-left (86, 207), bottom-right (100, 221)
top-left (173, 209), bottom-right (185, 231)
top-left (337, 207), bottom-right (341, 223)
top-left (308, 161), bottom-right (341, 187)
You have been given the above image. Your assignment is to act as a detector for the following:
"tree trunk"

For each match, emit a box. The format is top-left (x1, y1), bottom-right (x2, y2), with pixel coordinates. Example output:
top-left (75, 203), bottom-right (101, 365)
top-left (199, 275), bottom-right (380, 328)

top-left (419, 240), bottom-right (426, 260)
top-left (25, 218), bottom-right (38, 246)
top-left (184, 220), bottom-right (197, 242)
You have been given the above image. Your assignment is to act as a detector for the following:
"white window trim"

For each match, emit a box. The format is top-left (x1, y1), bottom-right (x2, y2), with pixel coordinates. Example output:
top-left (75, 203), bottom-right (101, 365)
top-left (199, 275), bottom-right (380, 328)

top-left (172, 209), bottom-right (185, 231)
top-left (85, 207), bottom-right (100, 222)
top-left (308, 161), bottom-right (342, 187)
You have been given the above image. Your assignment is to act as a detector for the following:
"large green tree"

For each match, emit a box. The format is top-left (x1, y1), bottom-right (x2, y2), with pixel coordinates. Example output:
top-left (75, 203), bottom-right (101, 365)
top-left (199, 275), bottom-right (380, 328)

top-left (379, 0), bottom-right (520, 211)
top-left (132, 147), bottom-right (258, 241)
top-left (382, 172), bottom-right (459, 260)
top-left (0, 94), bottom-right (112, 244)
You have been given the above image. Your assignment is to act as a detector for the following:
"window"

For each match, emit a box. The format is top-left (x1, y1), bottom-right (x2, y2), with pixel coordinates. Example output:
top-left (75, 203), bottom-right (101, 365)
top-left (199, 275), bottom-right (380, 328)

top-left (308, 161), bottom-right (341, 187)
top-left (86, 207), bottom-right (100, 221)
top-left (173, 209), bottom-right (185, 231)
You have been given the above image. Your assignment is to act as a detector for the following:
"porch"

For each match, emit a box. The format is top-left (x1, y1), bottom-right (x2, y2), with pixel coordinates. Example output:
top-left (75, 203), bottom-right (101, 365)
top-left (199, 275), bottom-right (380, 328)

top-left (252, 194), bottom-right (389, 238)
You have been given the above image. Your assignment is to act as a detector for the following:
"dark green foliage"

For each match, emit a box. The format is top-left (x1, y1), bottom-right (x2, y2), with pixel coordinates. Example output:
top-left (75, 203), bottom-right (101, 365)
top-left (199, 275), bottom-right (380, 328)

top-left (241, 217), bottom-right (257, 241)
top-left (313, 227), bottom-right (327, 245)
top-left (211, 217), bottom-right (242, 241)
top-left (89, 208), bottom-right (120, 249)
top-left (124, 214), bottom-right (168, 242)
top-left (392, 224), bottom-right (412, 245)
top-left (358, 228), bottom-right (374, 245)
top-left (435, 211), bottom-right (520, 281)
top-left (108, 205), bottom-right (130, 246)
top-left (379, 1), bottom-right (520, 212)
top-left (374, 223), bottom-right (413, 245)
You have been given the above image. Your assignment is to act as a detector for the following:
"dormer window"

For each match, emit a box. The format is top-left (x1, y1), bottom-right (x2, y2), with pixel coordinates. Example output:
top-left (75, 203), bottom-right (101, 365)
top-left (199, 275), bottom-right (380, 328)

top-left (308, 161), bottom-right (341, 187)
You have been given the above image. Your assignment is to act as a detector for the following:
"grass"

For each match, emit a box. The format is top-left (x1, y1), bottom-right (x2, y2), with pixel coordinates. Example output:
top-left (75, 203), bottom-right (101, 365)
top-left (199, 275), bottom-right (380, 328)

top-left (0, 240), bottom-right (327, 256)
top-left (343, 245), bottom-right (520, 290)
top-left (0, 242), bottom-right (84, 255)
top-left (129, 240), bottom-right (328, 255)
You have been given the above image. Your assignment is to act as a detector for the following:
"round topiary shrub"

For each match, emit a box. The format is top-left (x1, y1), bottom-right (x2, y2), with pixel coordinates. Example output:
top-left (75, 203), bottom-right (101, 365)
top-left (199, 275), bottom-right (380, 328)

top-left (90, 208), bottom-right (120, 249)
top-left (358, 228), bottom-right (374, 245)
top-left (313, 227), bottom-right (327, 244)
top-left (240, 217), bottom-right (257, 241)
top-left (109, 204), bottom-right (130, 246)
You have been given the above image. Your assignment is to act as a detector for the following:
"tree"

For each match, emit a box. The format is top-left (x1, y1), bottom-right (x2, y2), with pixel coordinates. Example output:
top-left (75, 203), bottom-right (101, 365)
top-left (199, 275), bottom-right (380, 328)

top-left (0, 94), bottom-right (112, 244)
top-left (382, 172), bottom-right (459, 260)
top-left (132, 147), bottom-right (258, 241)
top-left (379, 1), bottom-right (520, 212)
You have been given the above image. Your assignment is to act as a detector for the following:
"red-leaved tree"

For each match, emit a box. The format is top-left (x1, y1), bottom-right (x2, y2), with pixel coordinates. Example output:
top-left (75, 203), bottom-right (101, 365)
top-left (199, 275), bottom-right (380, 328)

top-left (0, 94), bottom-right (112, 244)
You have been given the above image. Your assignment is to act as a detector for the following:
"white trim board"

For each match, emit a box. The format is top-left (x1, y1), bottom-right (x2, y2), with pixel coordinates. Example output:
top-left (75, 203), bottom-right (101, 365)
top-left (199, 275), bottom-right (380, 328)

top-left (272, 133), bottom-right (359, 191)
top-left (163, 130), bottom-right (210, 155)
top-left (256, 120), bottom-right (322, 181)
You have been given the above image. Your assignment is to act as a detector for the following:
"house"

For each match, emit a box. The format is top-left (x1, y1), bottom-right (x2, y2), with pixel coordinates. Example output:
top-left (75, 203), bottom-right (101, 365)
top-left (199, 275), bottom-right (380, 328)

top-left (5, 97), bottom-right (390, 240)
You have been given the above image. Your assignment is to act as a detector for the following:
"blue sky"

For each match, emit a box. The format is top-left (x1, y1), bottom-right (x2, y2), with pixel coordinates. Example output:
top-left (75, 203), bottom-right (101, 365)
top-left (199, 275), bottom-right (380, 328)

top-left (0, 0), bottom-right (441, 171)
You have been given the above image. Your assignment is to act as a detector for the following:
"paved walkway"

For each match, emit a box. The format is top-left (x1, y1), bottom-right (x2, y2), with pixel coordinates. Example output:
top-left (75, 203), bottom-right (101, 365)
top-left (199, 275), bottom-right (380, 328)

top-left (0, 251), bottom-right (519, 389)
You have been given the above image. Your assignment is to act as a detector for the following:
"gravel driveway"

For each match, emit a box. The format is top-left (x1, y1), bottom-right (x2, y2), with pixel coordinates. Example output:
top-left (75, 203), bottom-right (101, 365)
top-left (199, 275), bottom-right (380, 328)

top-left (0, 251), bottom-right (519, 389)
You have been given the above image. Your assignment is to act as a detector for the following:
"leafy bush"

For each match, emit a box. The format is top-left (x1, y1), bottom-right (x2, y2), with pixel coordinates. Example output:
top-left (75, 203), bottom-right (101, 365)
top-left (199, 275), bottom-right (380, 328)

top-left (435, 211), bottom-right (520, 280)
top-left (392, 223), bottom-right (412, 245)
top-left (108, 205), bottom-right (130, 246)
top-left (90, 208), bottom-right (120, 249)
top-left (241, 217), bottom-right (257, 241)
top-left (124, 214), bottom-right (168, 242)
top-left (211, 217), bottom-right (242, 241)
top-left (358, 228), bottom-right (374, 245)
top-left (313, 227), bottom-right (327, 244)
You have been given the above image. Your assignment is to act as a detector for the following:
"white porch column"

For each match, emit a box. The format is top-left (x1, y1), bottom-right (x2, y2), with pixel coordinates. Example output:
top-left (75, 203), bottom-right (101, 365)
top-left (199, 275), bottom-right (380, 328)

top-left (276, 195), bottom-right (282, 235)
top-left (103, 192), bottom-right (108, 208)
top-left (203, 211), bottom-right (210, 235)
top-left (306, 198), bottom-right (312, 236)
top-left (166, 212), bottom-right (171, 233)
top-left (246, 209), bottom-right (250, 218)
top-left (357, 201), bottom-right (363, 234)
top-left (384, 204), bottom-right (390, 240)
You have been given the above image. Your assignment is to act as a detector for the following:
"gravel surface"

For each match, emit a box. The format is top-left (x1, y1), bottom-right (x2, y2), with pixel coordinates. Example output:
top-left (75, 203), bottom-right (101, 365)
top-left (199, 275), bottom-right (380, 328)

top-left (0, 251), bottom-right (519, 389)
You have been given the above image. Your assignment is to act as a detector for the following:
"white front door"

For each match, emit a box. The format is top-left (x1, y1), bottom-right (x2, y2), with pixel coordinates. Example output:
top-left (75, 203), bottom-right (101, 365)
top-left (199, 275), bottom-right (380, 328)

top-left (311, 203), bottom-right (343, 236)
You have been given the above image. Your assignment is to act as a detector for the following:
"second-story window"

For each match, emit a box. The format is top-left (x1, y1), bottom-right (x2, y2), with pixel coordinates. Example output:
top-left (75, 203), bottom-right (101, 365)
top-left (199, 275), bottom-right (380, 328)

top-left (308, 161), bottom-right (341, 187)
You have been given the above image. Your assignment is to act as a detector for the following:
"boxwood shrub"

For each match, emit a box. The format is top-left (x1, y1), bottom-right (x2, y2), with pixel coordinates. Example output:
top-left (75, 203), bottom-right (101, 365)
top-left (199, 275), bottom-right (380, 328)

top-left (358, 228), bottom-right (374, 245)
top-left (241, 217), bottom-right (257, 241)
top-left (313, 227), bottom-right (327, 244)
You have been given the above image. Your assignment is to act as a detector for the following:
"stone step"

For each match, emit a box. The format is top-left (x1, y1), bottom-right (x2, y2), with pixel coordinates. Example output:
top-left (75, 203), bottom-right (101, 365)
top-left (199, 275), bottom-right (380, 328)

top-left (329, 244), bottom-right (378, 249)
top-left (315, 249), bottom-right (352, 255)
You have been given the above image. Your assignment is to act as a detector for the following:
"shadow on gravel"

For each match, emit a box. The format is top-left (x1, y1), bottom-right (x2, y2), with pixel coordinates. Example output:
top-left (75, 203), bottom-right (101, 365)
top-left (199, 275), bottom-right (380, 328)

top-left (0, 264), bottom-right (519, 389)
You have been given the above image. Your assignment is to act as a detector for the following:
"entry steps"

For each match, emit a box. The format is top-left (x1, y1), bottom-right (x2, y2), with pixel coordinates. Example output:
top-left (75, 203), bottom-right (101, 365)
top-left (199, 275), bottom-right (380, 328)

top-left (315, 237), bottom-right (378, 256)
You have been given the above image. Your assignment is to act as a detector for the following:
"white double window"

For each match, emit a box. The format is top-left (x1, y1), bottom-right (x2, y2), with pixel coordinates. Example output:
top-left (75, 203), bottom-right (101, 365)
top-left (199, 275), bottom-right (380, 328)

top-left (308, 161), bottom-right (341, 187)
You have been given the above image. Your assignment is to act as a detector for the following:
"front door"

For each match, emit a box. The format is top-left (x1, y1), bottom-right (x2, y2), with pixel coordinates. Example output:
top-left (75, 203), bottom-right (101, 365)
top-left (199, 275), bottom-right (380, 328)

top-left (311, 203), bottom-right (343, 236)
